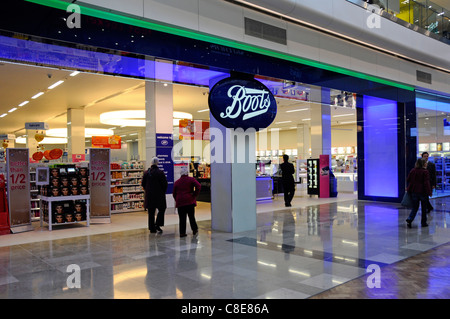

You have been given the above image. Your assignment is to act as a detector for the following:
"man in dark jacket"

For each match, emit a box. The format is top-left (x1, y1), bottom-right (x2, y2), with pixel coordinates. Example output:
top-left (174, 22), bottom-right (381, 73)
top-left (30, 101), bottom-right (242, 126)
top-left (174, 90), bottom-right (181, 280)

top-left (142, 157), bottom-right (168, 233)
top-left (280, 154), bottom-right (295, 207)
top-left (421, 152), bottom-right (436, 211)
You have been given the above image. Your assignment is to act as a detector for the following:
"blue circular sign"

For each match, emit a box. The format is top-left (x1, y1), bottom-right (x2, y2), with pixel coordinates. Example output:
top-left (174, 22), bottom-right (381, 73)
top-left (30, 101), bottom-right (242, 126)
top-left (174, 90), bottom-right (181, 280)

top-left (208, 77), bottom-right (277, 131)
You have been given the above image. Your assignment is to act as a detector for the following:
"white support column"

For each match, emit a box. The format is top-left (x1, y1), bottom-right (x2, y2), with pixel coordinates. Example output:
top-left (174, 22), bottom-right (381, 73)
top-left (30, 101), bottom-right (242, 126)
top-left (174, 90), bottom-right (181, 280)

top-left (296, 124), bottom-right (310, 159)
top-left (67, 108), bottom-right (85, 161)
top-left (209, 76), bottom-right (257, 233)
top-left (144, 58), bottom-right (175, 209)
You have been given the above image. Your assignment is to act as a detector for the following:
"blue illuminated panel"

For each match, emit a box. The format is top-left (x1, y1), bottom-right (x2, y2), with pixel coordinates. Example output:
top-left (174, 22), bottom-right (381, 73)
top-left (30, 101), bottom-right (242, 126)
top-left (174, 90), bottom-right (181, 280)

top-left (363, 96), bottom-right (398, 198)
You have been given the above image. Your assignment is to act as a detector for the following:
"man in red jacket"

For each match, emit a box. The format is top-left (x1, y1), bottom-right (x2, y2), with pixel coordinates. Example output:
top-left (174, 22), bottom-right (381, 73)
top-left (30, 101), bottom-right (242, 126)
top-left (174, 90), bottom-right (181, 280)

top-left (173, 166), bottom-right (201, 237)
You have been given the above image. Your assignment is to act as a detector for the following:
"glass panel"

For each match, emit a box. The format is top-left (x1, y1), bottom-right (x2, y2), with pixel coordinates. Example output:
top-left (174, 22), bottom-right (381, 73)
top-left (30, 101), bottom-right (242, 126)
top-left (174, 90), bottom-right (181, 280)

top-left (416, 91), bottom-right (450, 197)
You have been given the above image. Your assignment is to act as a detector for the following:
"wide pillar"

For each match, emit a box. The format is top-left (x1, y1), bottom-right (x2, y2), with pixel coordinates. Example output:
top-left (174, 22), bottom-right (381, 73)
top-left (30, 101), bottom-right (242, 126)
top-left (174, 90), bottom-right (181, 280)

top-left (144, 58), bottom-right (174, 208)
top-left (209, 76), bottom-right (257, 233)
top-left (310, 86), bottom-right (331, 158)
top-left (67, 108), bottom-right (85, 161)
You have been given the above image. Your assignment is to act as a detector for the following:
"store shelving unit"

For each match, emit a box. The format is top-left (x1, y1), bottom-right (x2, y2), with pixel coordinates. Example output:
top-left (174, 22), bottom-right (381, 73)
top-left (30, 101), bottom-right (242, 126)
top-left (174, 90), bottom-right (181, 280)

top-left (110, 161), bottom-right (145, 213)
top-left (29, 167), bottom-right (40, 221)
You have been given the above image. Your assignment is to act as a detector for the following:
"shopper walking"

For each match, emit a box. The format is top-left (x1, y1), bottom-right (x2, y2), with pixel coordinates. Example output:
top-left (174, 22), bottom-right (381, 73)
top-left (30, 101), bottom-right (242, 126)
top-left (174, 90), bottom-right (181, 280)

top-left (280, 154), bottom-right (295, 207)
top-left (405, 158), bottom-right (432, 228)
top-left (142, 157), bottom-right (167, 234)
top-left (421, 152), bottom-right (436, 212)
top-left (173, 166), bottom-right (201, 237)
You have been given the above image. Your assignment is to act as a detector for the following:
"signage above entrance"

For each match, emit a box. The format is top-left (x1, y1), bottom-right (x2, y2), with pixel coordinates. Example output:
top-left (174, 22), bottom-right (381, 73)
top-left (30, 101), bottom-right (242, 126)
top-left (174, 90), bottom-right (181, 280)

top-left (208, 77), bottom-right (277, 131)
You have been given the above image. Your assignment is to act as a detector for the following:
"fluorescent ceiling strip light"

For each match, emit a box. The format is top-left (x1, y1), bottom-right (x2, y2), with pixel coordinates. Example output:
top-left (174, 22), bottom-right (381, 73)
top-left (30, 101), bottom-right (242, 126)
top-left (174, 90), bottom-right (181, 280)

top-left (8, 108), bottom-right (17, 113)
top-left (0, 113), bottom-right (7, 118)
top-left (275, 121), bottom-right (292, 124)
top-left (332, 113), bottom-right (354, 117)
top-left (25, 0), bottom-right (415, 91)
top-left (286, 108), bottom-right (308, 113)
top-left (340, 121), bottom-right (357, 124)
top-left (302, 118), bottom-right (311, 121)
top-left (48, 80), bottom-right (64, 89)
top-left (31, 92), bottom-right (44, 99)
top-left (197, 109), bottom-right (210, 112)
top-left (18, 101), bottom-right (29, 107)
top-left (70, 71), bottom-right (80, 76)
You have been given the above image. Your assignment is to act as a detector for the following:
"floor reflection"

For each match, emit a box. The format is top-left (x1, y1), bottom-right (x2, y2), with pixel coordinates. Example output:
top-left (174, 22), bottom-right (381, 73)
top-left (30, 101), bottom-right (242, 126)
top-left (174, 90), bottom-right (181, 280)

top-left (0, 196), bottom-right (449, 299)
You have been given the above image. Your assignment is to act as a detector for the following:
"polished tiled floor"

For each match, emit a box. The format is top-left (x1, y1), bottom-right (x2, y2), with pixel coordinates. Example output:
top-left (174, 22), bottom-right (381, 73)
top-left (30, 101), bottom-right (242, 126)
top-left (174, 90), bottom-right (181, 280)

top-left (0, 193), bottom-right (449, 299)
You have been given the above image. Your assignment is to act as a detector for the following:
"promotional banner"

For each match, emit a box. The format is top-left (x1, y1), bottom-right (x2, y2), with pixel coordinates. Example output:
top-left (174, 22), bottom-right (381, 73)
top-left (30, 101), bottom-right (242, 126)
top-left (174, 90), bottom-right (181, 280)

top-left (319, 155), bottom-right (330, 198)
top-left (156, 134), bottom-right (174, 194)
top-left (89, 148), bottom-right (111, 222)
top-left (6, 148), bottom-right (32, 233)
top-left (0, 173), bottom-right (10, 235)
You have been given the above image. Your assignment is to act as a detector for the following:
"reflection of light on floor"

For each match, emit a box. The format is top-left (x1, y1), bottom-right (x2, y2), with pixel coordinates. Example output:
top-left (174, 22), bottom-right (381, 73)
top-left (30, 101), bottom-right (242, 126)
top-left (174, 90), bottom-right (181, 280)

top-left (288, 268), bottom-right (311, 277)
top-left (258, 261), bottom-right (276, 268)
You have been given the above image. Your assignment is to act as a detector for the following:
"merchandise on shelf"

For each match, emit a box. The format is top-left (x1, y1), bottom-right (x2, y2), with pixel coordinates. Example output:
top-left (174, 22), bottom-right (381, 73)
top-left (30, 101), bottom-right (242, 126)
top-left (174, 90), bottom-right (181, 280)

top-left (110, 161), bottom-right (145, 213)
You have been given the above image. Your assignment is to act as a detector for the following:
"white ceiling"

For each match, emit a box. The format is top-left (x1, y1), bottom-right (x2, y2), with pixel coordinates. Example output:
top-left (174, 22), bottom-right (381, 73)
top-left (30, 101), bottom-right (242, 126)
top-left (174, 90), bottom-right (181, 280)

top-left (2, 60), bottom-right (444, 144)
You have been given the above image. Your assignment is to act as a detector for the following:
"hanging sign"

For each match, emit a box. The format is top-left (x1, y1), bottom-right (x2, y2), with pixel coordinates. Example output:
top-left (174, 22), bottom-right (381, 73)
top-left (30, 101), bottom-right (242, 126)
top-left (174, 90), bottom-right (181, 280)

top-left (6, 148), bottom-right (32, 232)
top-left (208, 77), bottom-right (277, 131)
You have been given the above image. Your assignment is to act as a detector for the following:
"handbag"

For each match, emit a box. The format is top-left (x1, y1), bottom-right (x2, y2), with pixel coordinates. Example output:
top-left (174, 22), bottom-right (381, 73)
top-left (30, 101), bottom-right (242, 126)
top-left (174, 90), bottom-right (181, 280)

top-left (401, 192), bottom-right (413, 208)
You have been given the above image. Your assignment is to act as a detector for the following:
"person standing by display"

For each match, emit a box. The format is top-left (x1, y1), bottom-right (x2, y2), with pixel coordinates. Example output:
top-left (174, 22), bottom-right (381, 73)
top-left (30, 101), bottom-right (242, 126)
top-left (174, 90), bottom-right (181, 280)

top-left (173, 166), bottom-right (201, 237)
top-left (406, 158), bottom-right (432, 228)
top-left (421, 152), bottom-right (436, 212)
top-left (280, 154), bottom-right (295, 207)
top-left (142, 157), bottom-right (168, 234)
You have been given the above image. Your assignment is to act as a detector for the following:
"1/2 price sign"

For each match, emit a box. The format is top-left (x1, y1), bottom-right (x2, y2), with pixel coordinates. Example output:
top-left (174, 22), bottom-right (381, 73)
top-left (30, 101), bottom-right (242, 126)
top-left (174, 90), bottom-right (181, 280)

top-left (7, 148), bottom-right (31, 231)
top-left (89, 148), bottom-right (111, 222)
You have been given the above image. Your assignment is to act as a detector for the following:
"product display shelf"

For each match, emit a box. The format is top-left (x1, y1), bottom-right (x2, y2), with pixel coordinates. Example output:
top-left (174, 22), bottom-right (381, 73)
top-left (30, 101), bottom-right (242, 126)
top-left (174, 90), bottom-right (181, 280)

top-left (29, 168), bottom-right (40, 221)
top-left (110, 162), bottom-right (145, 214)
top-left (40, 195), bottom-right (90, 231)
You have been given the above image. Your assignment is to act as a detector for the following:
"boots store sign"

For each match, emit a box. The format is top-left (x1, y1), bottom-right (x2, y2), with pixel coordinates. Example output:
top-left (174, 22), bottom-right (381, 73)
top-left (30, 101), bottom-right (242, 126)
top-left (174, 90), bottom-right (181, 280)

top-left (208, 77), bottom-right (277, 131)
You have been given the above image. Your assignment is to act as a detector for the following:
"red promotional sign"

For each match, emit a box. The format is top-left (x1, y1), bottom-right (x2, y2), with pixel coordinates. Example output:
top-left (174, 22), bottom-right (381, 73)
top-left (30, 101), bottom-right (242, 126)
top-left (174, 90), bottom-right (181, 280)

top-left (91, 135), bottom-right (122, 149)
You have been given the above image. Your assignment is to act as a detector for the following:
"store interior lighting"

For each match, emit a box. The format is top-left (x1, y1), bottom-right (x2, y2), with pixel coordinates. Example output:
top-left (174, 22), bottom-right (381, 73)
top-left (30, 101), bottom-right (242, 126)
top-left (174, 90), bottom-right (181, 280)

top-left (46, 128), bottom-right (115, 138)
top-left (100, 110), bottom-right (193, 127)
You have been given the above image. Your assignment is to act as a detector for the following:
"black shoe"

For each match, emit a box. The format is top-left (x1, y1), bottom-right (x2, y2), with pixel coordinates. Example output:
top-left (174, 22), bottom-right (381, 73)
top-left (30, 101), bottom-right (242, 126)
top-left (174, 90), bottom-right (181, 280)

top-left (150, 230), bottom-right (157, 233)
top-left (406, 219), bottom-right (412, 228)
top-left (180, 234), bottom-right (187, 238)
top-left (193, 230), bottom-right (198, 236)
top-left (156, 226), bottom-right (163, 233)
top-left (421, 223), bottom-right (428, 227)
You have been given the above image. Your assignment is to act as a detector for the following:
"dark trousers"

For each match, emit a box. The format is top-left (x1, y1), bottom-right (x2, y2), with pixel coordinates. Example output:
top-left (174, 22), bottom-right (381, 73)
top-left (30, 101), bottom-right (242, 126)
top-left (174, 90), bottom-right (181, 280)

top-left (177, 204), bottom-right (198, 235)
top-left (283, 181), bottom-right (295, 205)
top-left (148, 205), bottom-right (165, 232)
top-left (407, 193), bottom-right (428, 225)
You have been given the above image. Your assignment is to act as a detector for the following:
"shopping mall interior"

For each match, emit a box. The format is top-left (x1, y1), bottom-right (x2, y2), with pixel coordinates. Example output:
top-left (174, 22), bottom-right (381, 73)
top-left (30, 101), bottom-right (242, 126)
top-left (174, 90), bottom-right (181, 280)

top-left (1, 58), bottom-right (450, 300)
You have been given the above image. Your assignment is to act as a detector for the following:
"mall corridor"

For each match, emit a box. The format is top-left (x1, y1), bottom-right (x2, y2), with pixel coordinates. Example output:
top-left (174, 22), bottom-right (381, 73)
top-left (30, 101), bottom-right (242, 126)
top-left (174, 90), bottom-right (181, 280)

top-left (0, 196), bottom-right (449, 299)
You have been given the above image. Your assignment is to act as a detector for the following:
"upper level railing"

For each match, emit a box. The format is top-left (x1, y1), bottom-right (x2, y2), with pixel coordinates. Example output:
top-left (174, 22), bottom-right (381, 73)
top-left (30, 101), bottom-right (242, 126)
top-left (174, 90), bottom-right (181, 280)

top-left (348, 0), bottom-right (450, 44)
